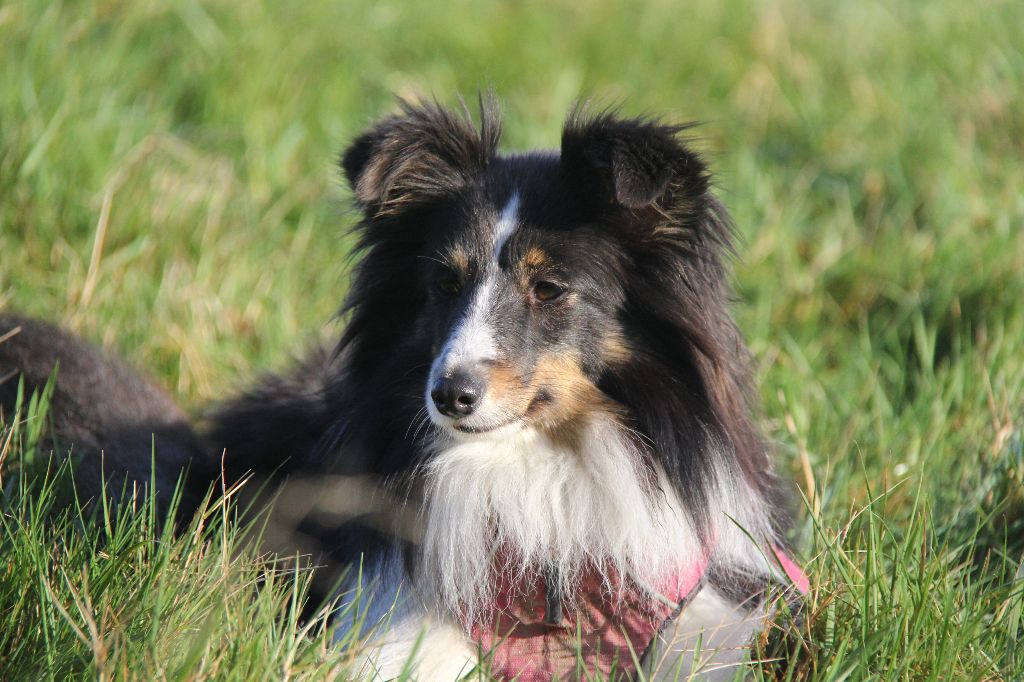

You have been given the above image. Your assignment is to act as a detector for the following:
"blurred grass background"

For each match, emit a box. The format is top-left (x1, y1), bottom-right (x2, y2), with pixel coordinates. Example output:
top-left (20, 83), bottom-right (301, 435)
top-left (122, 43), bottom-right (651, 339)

top-left (1, 0), bottom-right (1022, 679)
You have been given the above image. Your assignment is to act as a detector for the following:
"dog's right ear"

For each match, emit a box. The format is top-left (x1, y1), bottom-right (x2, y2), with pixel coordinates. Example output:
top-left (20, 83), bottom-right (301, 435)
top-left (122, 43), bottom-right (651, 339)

top-left (341, 99), bottom-right (501, 216)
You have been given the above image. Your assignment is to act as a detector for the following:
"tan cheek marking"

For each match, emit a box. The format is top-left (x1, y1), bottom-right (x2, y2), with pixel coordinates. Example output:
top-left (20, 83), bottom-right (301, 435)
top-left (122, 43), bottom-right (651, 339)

top-left (484, 363), bottom-right (526, 406)
top-left (481, 354), bottom-right (617, 444)
top-left (601, 330), bottom-right (633, 366)
top-left (527, 354), bottom-right (610, 437)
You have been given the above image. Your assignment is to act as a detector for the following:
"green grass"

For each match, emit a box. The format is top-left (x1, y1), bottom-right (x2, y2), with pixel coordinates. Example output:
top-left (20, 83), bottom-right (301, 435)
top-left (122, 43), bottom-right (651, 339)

top-left (1, 390), bottom-right (353, 679)
top-left (1, 0), bottom-right (1022, 678)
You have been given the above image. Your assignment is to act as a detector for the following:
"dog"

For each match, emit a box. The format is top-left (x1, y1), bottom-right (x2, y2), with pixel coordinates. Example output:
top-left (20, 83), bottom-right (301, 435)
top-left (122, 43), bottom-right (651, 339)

top-left (0, 99), bottom-right (807, 680)
top-left (0, 313), bottom-right (208, 519)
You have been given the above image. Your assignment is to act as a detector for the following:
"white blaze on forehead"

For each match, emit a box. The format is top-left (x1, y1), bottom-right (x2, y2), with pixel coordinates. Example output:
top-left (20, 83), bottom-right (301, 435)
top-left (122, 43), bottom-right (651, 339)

top-left (492, 192), bottom-right (521, 264)
top-left (430, 193), bottom-right (521, 379)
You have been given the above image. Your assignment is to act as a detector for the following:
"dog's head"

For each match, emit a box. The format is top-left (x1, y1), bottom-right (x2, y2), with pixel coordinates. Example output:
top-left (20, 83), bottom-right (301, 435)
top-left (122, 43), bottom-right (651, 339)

top-left (339, 99), bottom-right (753, 467)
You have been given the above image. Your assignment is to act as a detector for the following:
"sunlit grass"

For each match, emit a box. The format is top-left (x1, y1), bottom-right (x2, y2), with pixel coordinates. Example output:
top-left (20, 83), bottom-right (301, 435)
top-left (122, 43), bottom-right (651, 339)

top-left (1, 0), bottom-right (1022, 678)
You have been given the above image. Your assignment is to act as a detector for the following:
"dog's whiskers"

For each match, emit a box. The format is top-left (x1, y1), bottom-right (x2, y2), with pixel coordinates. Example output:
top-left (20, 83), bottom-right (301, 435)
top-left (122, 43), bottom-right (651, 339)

top-left (404, 406), bottom-right (429, 441)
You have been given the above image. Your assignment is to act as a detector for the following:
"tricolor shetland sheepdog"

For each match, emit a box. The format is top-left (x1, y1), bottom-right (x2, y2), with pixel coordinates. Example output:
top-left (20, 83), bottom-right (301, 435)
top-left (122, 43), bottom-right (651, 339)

top-left (0, 99), bottom-right (806, 681)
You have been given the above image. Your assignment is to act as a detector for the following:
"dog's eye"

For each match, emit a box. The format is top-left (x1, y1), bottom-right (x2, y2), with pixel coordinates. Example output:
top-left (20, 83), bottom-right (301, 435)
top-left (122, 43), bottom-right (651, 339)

top-left (531, 281), bottom-right (565, 303)
top-left (436, 278), bottom-right (462, 297)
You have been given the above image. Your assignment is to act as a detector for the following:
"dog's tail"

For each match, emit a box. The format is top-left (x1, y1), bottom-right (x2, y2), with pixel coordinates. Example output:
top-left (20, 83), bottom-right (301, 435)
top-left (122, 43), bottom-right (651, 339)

top-left (0, 312), bottom-right (210, 518)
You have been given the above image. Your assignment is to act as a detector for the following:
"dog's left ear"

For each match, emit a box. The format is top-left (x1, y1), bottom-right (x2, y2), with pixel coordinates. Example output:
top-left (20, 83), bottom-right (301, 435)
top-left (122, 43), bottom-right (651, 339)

top-left (341, 99), bottom-right (500, 216)
top-left (560, 110), bottom-right (706, 210)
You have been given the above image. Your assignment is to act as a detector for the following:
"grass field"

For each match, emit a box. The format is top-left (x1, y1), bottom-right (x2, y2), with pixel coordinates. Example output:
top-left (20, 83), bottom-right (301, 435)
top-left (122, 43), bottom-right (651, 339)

top-left (2, 0), bottom-right (1023, 679)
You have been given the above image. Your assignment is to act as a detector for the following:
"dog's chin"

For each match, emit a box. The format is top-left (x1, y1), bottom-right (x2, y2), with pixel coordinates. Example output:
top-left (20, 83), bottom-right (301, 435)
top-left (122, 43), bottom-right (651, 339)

top-left (452, 419), bottom-right (523, 437)
top-left (426, 409), bottom-right (526, 442)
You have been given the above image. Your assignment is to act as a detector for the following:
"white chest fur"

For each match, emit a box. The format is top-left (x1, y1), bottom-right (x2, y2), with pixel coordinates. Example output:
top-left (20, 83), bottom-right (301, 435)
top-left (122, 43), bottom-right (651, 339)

top-left (418, 417), bottom-right (703, 622)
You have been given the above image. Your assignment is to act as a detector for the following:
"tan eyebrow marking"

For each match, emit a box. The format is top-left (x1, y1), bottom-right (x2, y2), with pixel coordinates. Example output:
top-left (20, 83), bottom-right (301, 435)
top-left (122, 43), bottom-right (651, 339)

top-left (445, 246), bottom-right (470, 274)
top-left (522, 247), bottom-right (549, 270)
top-left (516, 246), bottom-right (550, 288)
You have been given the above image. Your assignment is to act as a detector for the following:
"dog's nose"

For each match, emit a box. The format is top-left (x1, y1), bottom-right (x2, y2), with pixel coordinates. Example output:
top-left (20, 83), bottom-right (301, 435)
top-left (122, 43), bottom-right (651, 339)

top-left (430, 370), bottom-right (485, 418)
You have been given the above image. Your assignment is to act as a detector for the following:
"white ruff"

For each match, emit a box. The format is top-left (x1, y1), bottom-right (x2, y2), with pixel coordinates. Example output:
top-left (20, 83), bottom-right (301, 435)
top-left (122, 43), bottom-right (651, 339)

top-left (417, 416), bottom-right (703, 624)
